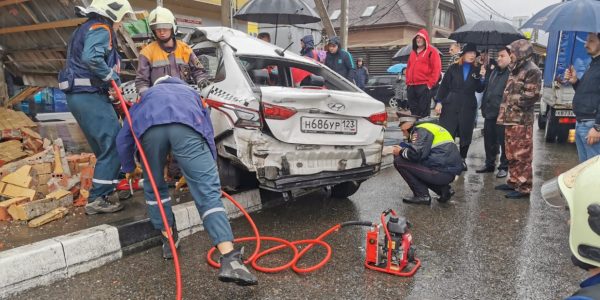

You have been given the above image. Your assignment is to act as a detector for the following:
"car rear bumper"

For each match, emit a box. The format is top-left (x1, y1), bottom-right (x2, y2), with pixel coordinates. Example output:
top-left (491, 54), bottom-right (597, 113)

top-left (232, 128), bottom-right (384, 192)
top-left (259, 164), bottom-right (380, 192)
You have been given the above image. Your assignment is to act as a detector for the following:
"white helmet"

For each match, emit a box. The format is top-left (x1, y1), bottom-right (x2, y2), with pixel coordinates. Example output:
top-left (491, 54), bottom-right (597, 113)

top-left (88, 0), bottom-right (134, 23)
top-left (148, 7), bottom-right (177, 33)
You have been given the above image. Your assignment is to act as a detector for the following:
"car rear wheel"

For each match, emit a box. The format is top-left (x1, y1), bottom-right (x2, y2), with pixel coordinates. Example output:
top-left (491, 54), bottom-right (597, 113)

top-left (388, 97), bottom-right (398, 109)
top-left (330, 181), bottom-right (362, 198)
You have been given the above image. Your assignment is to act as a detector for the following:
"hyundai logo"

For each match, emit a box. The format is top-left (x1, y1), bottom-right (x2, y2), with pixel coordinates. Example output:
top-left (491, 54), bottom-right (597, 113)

top-left (327, 103), bottom-right (345, 111)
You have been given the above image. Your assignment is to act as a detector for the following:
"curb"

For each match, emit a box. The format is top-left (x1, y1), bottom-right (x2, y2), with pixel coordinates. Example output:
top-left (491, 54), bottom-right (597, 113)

top-left (0, 189), bottom-right (261, 298)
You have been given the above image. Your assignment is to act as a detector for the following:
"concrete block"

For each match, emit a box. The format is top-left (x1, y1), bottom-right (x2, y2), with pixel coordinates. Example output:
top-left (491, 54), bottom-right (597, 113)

top-left (0, 239), bottom-right (67, 297)
top-left (53, 225), bottom-right (122, 277)
top-left (172, 203), bottom-right (191, 232)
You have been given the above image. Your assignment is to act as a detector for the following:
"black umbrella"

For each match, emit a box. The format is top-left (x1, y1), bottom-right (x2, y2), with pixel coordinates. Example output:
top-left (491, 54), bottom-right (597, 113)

top-left (449, 20), bottom-right (526, 46)
top-left (234, 0), bottom-right (320, 43)
top-left (392, 44), bottom-right (442, 62)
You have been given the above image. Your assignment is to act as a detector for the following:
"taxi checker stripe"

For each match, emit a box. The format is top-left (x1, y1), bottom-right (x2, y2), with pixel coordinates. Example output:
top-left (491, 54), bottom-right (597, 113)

top-left (146, 197), bottom-right (171, 206)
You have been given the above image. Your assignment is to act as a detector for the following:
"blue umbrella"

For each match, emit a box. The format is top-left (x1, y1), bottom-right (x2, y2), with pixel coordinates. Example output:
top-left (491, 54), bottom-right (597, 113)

top-left (520, 0), bottom-right (600, 32)
top-left (387, 63), bottom-right (407, 74)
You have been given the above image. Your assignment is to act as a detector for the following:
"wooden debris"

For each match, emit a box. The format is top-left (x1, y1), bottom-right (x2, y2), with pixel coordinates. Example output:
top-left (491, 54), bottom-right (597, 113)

top-left (2, 184), bottom-right (36, 200)
top-left (28, 207), bottom-right (68, 228)
top-left (1, 165), bottom-right (32, 188)
top-left (0, 140), bottom-right (28, 167)
top-left (0, 108), bottom-right (36, 130)
top-left (53, 144), bottom-right (64, 174)
top-left (20, 127), bottom-right (42, 140)
top-left (0, 197), bottom-right (29, 221)
top-left (31, 162), bottom-right (53, 175)
top-left (8, 190), bottom-right (72, 221)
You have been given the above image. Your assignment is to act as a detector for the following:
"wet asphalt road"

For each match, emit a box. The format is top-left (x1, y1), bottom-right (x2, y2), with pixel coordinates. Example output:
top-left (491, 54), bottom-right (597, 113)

top-left (17, 128), bottom-right (584, 299)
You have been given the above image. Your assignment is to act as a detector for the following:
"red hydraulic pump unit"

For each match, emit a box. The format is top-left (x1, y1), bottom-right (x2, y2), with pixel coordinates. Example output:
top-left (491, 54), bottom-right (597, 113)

top-left (364, 209), bottom-right (421, 276)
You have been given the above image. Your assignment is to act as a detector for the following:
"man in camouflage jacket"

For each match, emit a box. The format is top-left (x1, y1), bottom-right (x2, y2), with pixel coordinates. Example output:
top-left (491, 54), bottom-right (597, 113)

top-left (496, 39), bottom-right (542, 199)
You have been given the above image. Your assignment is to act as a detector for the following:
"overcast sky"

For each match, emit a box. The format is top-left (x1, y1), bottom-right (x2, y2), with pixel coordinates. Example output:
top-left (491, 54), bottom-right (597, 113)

top-left (460, 0), bottom-right (561, 45)
top-left (461, 0), bottom-right (560, 23)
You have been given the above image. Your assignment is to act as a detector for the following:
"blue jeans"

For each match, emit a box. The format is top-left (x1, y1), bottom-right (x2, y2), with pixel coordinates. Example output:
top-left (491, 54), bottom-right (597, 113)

top-left (141, 124), bottom-right (233, 246)
top-left (575, 120), bottom-right (600, 162)
top-left (67, 93), bottom-right (121, 201)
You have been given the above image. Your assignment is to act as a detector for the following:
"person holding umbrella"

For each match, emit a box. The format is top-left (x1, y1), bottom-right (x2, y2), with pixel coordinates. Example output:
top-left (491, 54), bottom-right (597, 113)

top-left (496, 39), bottom-right (542, 199)
top-left (434, 43), bottom-right (485, 171)
top-left (564, 33), bottom-right (600, 162)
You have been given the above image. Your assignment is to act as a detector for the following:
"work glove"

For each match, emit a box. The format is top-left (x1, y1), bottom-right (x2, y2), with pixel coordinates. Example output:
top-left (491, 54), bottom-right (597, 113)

top-left (197, 79), bottom-right (212, 90)
top-left (126, 166), bottom-right (143, 180)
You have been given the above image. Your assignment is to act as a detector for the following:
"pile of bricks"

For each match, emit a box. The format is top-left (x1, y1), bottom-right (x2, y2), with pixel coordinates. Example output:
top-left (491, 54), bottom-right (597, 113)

top-left (0, 109), bottom-right (96, 227)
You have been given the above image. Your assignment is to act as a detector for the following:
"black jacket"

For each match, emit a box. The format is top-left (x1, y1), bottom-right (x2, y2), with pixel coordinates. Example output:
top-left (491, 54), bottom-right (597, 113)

top-left (481, 66), bottom-right (510, 119)
top-left (325, 36), bottom-right (355, 81)
top-left (573, 56), bottom-right (600, 123)
top-left (402, 126), bottom-right (463, 176)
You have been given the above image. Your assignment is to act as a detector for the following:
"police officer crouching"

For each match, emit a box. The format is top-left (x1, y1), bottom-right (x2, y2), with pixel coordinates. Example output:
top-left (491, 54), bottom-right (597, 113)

top-left (392, 111), bottom-right (463, 205)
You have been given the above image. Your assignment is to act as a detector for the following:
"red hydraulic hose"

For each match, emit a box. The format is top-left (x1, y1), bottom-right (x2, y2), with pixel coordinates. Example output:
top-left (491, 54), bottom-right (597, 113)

top-left (111, 81), bottom-right (182, 300)
top-left (112, 81), bottom-right (375, 297)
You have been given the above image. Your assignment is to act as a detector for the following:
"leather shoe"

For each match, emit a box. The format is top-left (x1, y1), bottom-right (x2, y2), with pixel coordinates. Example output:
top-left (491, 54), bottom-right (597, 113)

top-left (505, 190), bottom-right (530, 199)
top-left (436, 185), bottom-right (455, 203)
top-left (496, 169), bottom-right (508, 178)
top-left (475, 166), bottom-right (495, 173)
top-left (494, 184), bottom-right (514, 191)
top-left (462, 160), bottom-right (468, 172)
top-left (402, 195), bottom-right (431, 205)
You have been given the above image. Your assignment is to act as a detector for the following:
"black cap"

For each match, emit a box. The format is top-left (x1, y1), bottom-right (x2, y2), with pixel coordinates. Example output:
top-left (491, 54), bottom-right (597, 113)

top-left (461, 43), bottom-right (480, 57)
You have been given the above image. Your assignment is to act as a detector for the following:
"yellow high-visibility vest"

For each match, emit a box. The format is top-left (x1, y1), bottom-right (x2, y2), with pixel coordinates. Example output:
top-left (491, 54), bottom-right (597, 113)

top-left (415, 123), bottom-right (454, 148)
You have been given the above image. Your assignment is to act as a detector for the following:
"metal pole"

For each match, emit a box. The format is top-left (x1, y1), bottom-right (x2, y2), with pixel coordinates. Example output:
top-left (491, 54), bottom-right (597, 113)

top-left (425, 0), bottom-right (440, 39)
top-left (221, 0), bottom-right (231, 28)
top-left (340, 0), bottom-right (348, 49)
top-left (157, 0), bottom-right (163, 7)
top-left (314, 0), bottom-right (336, 38)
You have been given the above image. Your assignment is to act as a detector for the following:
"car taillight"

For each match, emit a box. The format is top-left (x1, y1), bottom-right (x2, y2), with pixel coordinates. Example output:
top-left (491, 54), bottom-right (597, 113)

top-left (262, 103), bottom-right (297, 120)
top-left (558, 117), bottom-right (576, 124)
top-left (206, 99), bottom-right (261, 128)
top-left (367, 111), bottom-right (387, 126)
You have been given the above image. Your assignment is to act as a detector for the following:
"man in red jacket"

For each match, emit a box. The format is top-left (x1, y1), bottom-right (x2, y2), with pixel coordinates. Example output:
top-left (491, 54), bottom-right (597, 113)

top-left (406, 29), bottom-right (442, 118)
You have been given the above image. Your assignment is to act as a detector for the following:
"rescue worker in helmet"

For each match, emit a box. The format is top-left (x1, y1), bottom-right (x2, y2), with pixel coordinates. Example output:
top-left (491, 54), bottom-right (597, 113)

top-left (58, 0), bottom-right (134, 214)
top-left (392, 111), bottom-right (463, 205)
top-left (135, 6), bottom-right (210, 97)
top-left (540, 157), bottom-right (600, 299)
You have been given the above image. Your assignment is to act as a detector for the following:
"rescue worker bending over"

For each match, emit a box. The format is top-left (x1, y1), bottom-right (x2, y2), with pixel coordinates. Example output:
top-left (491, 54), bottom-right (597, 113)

top-left (392, 111), bottom-right (463, 205)
top-left (135, 6), bottom-right (210, 97)
top-left (58, 0), bottom-right (134, 215)
top-left (116, 76), bottom-right (257, 286)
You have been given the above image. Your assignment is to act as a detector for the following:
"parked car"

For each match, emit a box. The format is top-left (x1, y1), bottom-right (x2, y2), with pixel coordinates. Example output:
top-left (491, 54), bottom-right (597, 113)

top-left (122, 27), bottom-right (386, 198)
top-left (364, 75), bottom-right (397, 107)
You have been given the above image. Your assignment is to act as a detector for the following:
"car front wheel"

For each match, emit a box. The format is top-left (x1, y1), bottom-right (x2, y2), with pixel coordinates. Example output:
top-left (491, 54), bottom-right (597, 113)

top-left (330, 181), bottom-right (362, 198)
top-left (388, 97), bottom-right (398, 109)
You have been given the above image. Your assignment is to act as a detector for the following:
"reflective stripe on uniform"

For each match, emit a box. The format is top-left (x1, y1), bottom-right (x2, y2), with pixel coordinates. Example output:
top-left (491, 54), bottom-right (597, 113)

top-left (74, 78), bottom-right (92, 86)
top-left (102, 69), bottom-right (114, 82)
top-left (416, 123), bottom-right (454, 148)
top-left (146, 197), bottom-right (171, 206)
top-left (201, 207), bottom-right (226, 219)
top-left (59, 81), bottom-right (70, 90)
top-left (92, 178), bottom-right (115, 185)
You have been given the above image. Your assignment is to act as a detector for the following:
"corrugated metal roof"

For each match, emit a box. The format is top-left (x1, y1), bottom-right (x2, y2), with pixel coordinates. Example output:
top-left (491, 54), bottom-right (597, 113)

top-left (0, 0), bottom-right (89, 87)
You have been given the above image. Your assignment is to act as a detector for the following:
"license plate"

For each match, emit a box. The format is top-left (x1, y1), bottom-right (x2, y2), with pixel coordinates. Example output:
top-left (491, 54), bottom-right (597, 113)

top-left (301, 117), bottom-right (357, 135)
top-left (555, 110), bottom-right (575, 117)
